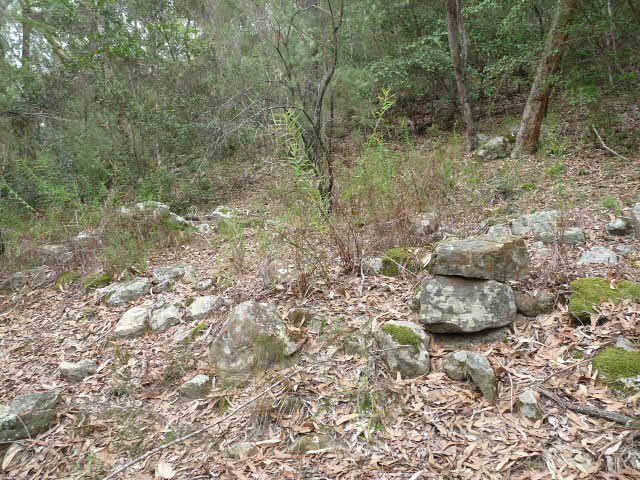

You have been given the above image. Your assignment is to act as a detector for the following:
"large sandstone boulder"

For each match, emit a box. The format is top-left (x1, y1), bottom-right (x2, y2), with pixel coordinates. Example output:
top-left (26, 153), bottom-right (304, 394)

top-left (417, 275), bottom-right (516, 333)
top-left (428, 234), bottom-right (529, 281)
top-left (0, 392), bottom-right (60, 442)
top-left (208, 301), bottom-right (297, 381)
top-left (374, 321), bottom-right (431, 378)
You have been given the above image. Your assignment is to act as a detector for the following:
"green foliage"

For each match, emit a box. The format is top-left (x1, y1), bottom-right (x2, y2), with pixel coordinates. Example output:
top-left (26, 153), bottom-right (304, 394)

top-left (545, 161), bottom-right (567, 177)
top-left (81, 273), bottom-right (113, 291)
top-left (601, 196), bottom-right (622, 213)
top-left (381, 248), bottom-right (421, 277)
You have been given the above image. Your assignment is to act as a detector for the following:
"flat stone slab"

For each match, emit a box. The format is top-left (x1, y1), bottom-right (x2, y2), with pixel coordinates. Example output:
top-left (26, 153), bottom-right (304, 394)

top-left (417, 275), bottom-right (517, 333)
top-left (429, 234), bottom-right (529, 281)
top-left (577, 246), bottom-right (618, 265)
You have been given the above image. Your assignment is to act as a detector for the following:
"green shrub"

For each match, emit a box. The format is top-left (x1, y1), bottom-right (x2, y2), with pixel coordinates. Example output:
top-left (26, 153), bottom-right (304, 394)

top-left (380, 248), bottom-right (421, 276)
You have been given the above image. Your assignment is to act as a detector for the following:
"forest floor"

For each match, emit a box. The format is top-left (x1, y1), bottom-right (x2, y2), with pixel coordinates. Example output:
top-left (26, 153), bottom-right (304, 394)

top-left (2, 117), bottom-right (640, 479)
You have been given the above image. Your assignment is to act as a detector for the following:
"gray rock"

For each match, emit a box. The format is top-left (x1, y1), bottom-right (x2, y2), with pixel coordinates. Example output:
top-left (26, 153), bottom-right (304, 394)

top-left (150, 303), bottom-right (184, 333)
top-left (290, 434), bottom-right (334, 453)
top-left (35, 243), bottom-right (70, 259)
top-left (208, 301), bottom-right (296, 381)
top-left (607, 218), bottom-right (633, 236)
top-left (563, 227), bottom-right (586, 245)
top-left (615, 245), bottom-right (637, 257)
top-left (120, 201), bottom-right (170, 217)
top-left (59, 360), bottom-right (97, 381)
top-left (429, 234), bottom-right (529, 281)
top-left (179, 374), bottom-right (211, 399)
top-left (209, 206), bottom-right (236, 222)
top-left (475, 136), bottom-right (510, 161)
top-left (374, 321), bottom-right (431, 378)
top-left (487, 224), bottom-right (512, 239)
top-left (510, 211), bottom-right (560, 237)
top-left (432, 326), bottom-right (511, 349)
top-left (114, 304), bottom-right (152, 338)
top-left (152, 265), bottom-right (197, 284)
top-left (515, 290), bottom-right (555, 317)
top-left (443, 351), bottom-right (497, 401)
top-left (631, 203), bottom-right (640, 237)
top-left (172, 325), bottom-right (193, 345)
top-left (0, 392), bottom-right (60, 443)
top-left (261, 259), bottom-right (296, 288)
top-left (287, 308), bottom-right (324, 334)
top-left (153, 279), bottom-right (175, 293)
top-left (195, 278), bottom-right (214, 291)
top-left (361, 256), bottom-right (383, 275)
top-left (417, 275), bottom-right (517, 333)
top-left (227, 442), bottom-right (258, 459)
top-left (187, 296), bottom-right (224, 320)
top-left (517, 389), bottom-right (544, 420)
top-left (615, 336), bottom-right (639, 352)
top-left (408, 213), bottom-right (439, 237)
top-left (0, 271), bottom-right (28, 292)
top-left (166, 212), bottom-right (191, 228)
top-left (96, 278), bottom-right (151, 306)
top-left (577, 246), bottom-right (618, 265)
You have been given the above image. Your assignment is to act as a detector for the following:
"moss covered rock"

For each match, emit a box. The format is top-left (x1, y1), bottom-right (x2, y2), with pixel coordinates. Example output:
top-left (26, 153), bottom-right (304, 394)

top-left (593, 347), bottom-right (640, 391)
top-left (375, 320), bottom-right (430, 378)
top-left (569, 277), bottom-right (640, 321)
top-left (81, 272), bottom-right (112, 291)
top-left (380, 248), bottom-right (421, 276)
top-left (55, 271), bottom-right (81, 288)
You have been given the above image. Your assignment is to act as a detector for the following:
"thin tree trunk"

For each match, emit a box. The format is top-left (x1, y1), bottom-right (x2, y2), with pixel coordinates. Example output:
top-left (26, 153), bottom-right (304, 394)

top-left (446, 0), bottom-right (477, 152)
top-left (511, 0), bottom-right (579, 158)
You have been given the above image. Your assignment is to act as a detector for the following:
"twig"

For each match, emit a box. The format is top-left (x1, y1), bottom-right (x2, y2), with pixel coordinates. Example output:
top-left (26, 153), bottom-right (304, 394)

top-left (101, 367), bottom-right (303, 480)
top-left (535, 386), bottom-right (640, 427)
top-left (592, 125), bottom-right (629, 161)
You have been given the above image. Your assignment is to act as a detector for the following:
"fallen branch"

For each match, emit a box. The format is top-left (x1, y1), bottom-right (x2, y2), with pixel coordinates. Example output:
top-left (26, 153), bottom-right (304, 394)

top-left (592, 125), bottom-right (629, 161)
top-left (535, 386), bottom-right (640, 428)
top-left (101, 367), bottom-right (303, 480)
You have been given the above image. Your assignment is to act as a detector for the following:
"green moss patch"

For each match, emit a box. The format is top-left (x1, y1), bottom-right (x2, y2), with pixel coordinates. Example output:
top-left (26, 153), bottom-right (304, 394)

top-left (381, 323), bottom-right (423, 353)
top-left (381, 248), bottom-right (422, 276)
top-left (569, 277), bottom-right (640, 321)
top-left (593, 347), bottom-right (640, 391)
top-left (55, 271), bottom-right (81, 288)
top-left (81, 273), bottom-right (112, 291)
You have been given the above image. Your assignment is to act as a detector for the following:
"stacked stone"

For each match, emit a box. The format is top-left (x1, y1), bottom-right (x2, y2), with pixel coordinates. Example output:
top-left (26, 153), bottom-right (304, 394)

top-left (415, 234), bottom-right (529, 339)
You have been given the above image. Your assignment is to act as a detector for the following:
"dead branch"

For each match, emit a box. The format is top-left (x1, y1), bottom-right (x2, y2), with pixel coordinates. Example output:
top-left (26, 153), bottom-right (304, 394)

top-left (592, 125), bottom-right (629, 161)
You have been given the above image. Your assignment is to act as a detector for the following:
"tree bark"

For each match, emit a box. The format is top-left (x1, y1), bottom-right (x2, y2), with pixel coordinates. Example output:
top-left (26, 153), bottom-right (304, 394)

top-left (511, 0), bottom-right (579, 158)
top-left (446, 0), bottom-right (477, 152)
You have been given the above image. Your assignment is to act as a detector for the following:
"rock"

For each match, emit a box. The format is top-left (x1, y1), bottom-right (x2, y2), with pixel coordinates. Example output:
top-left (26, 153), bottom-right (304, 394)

top-left (428, 234), bottom-right (529, 281)
top-left (0, 271), bottom-right (28, 292)
top-left (568, 277), bottom-right (640, 321)
top-left (153, 279), bottom-right (175, 293)
top-left (70, 231), bottom-right (97, 247)
top-left (165, 212), bottom-right (192, 229)
top-left (80, 272), bottom-right (112, 291)
top-left (517, 390), bottom-right (544, 420)
top-left (615, 336), bottom-right (639, 352)
top-left (179, 374), bottom-right (211, 399)
top-left (615, 245), bottom-right (637, 257)
top-left (173, 323), bottom-right (208, 345)
top-left (487, 224), bottom-right (512, 239)
top-left (475, 136), bottom-right (510, 161)
top-left (152, 265), bottom-right (197, 284)
top-left (120, 200), bottom-right (170, 217)
top-left (209, 206), bottom-right (236, 222)
top-left (443, 351), bottom-right (497, 401)
top-left (417, 275), bottom-right (517, 333)
top-left (33, 244), bottom-right (71, 264)
top-left (287, 308), bottom-right (324, 334)
top-left (432, 326), bottom-right (511, 349)
top-left (150, 303), bottom-right (184, 333)
top-left (187, 296), bottom-right (224, 320)
top-left (631, 203), bottom-right (640, 237)
top-left (0, 392), bottom-right (60, 443)
top-left (195, 279), bottom-right (214, 291)
top-left (114, 305), bottom-right (152, 338)
top-left (510, 210), bottom-right (560, 237)
top-left (208, 301), bottom-right (296, 382)
top-left (59, 360), bottom-right (97, 381)
top-left (261, 259), bottom-right (296, 288)
top-left (607, 218), bottom-right (633, 236)
top-left (515, 290), bottom-right (555, 317)
top-left (374, 321), bottom-right (431, 378)
top-left (539, 227), bottom-right (585, 245)
top-left (290, 434), bottom-right (334, 453)
top-left (577, 246), bottom-right (618, 265)
top-left (227, 442), bottom-right (258, 459)
top-left (380, 248), bottom-right (422, 277)
top-left (96, 278), bottom-right (151, 306)
top-left (361, 256), bottom-right (383, 275)
top-left (408, 213), bottom-right (439, 237)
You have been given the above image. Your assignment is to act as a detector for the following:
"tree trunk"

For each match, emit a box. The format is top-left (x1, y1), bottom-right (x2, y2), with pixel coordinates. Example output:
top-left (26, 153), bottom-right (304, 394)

top-left (446, 0), bottom-right (477, 152)
top-left (511, 0), bottom-right (579, 158)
